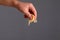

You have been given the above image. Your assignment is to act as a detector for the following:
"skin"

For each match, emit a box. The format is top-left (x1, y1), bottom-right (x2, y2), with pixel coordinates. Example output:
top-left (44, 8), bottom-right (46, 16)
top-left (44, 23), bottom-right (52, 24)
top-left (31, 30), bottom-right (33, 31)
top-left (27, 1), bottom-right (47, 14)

top-left (0, 0), bottom-right (37, 20)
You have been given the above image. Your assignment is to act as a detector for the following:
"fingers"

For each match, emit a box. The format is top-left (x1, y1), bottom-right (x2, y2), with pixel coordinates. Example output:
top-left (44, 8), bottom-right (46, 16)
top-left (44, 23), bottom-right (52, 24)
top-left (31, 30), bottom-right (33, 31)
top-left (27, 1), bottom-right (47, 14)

top-left (24, 5), bottom-right (37, 20)
top-left (24, 11), bottom-right (32, 20)
top-left (29, 4), bottom-right (37, 19)
top-left (24, 15), bottom-right (28, 18)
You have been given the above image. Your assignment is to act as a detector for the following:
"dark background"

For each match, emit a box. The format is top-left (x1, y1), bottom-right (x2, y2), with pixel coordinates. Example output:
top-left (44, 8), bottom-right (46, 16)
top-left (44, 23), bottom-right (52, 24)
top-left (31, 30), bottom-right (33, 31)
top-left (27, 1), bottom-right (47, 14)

top-left (0, 0), bottom-right (60, 40)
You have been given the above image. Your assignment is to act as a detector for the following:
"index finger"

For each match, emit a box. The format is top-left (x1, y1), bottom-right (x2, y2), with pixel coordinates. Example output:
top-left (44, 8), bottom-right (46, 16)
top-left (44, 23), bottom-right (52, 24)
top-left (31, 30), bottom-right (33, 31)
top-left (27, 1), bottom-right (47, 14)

top-left (29, 4), bottom-right (37, 19)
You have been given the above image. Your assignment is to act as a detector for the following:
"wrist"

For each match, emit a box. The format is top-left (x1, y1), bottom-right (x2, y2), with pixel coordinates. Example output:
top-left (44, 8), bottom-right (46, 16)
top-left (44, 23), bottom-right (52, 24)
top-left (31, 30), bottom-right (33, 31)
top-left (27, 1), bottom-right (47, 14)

top-left (12, 0), bottom-right (19, 8)
top-left (13, 1), bottom-right (23, 8)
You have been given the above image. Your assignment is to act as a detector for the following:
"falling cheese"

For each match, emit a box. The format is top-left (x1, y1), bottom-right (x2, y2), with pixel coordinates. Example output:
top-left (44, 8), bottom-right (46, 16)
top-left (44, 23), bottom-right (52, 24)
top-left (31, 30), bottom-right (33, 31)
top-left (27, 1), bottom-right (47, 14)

top-left (28, 14), bottom-right (37, 26)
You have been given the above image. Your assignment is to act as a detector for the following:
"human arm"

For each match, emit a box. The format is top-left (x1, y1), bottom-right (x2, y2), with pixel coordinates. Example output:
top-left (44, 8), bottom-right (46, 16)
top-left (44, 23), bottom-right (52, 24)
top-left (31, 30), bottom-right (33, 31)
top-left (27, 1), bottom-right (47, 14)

top-left (0, 0), bottom-right (37, 20)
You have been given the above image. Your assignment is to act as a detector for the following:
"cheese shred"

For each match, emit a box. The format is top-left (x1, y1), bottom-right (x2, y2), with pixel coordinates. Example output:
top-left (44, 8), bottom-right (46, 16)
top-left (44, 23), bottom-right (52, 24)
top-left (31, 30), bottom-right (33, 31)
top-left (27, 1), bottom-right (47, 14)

top-left (28, 14), bottom-right (37, 26)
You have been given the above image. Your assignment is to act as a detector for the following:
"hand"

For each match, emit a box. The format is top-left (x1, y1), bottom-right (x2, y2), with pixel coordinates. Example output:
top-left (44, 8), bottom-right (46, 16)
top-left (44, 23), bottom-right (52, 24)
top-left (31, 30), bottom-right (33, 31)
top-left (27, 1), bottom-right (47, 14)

top-left (0, 0), bottom-right (37, 20)
top-left (15, 1), bottom-right (37, 20)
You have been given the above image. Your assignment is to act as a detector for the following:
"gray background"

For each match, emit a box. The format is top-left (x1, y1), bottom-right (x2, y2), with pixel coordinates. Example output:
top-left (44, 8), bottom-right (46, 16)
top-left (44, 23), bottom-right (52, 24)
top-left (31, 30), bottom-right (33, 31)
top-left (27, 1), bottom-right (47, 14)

top-left (0, 0), bottom-right (60, 40)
